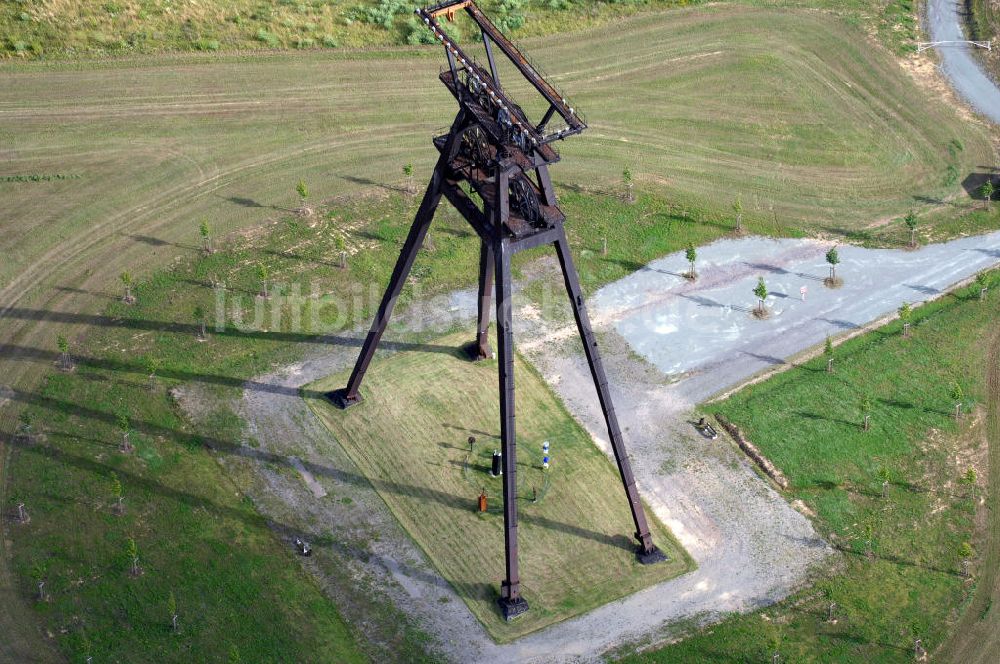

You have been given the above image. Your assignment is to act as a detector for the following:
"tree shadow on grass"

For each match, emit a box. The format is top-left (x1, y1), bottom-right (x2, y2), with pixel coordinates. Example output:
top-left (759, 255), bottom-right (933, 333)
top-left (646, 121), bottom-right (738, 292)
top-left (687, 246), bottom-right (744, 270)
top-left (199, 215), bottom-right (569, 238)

top-left (792, 410), bottom-right (859, 428)
top-left (825, 630), bottom-right (912, 655)
top-left (4, 429), bottom-right (454, 593)
top-left (124, 233), bottom-right (199, 252)
top-left (262, 247), bottom-right (338, 269)
top-left (221, 195), bottom-right (293, 213)
top-left (7, 388), bottom-right (631, 553)
top-left (54, 286), bottom-right (117, 301)
top-left (0, 311), bottom-right (461, 395)
top-left (337, 174), bottom-right (409, 196)
top-left (832, 542), bottom-right (960, 577)
top-left (442, 424), bottom-right (499, 441)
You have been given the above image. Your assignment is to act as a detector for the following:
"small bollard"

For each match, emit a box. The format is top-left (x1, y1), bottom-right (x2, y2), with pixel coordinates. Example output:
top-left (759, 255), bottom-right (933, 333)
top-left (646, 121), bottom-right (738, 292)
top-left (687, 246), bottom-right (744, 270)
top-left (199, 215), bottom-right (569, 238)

top-left (491, 450), bottom-right (502, 477)
top-left (478, 490), bottom-right (488, 513)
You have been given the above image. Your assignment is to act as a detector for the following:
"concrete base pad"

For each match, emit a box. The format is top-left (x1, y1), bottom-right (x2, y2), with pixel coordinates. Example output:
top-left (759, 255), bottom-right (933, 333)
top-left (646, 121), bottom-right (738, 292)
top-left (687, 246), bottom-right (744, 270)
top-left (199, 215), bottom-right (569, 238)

top-left (497, 596), bottom-right (530, 622)
top-left (636, 545), bottom-right (669, 565)
top-left (325, 388), bottom-right (361, 410)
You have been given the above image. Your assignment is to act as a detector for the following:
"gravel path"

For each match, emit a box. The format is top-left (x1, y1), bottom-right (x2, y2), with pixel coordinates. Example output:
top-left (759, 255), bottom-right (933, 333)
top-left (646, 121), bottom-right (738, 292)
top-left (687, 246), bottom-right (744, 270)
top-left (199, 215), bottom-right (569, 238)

top-left (220, 233), bottom-right (1000, 662)
top-left (926, 0), bottom-right (1000, 124)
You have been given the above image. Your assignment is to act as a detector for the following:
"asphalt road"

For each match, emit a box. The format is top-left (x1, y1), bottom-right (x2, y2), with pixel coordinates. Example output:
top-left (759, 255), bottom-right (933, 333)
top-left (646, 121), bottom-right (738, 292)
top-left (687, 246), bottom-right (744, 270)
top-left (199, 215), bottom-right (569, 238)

top-left (927, 0), bottom-right (1000, 124)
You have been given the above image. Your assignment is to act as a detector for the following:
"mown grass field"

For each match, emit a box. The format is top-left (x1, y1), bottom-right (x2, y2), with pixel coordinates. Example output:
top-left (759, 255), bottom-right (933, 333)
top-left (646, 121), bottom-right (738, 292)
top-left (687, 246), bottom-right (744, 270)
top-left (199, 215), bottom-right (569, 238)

top-left (628, 271), bottom-right (1000, 662)
top-left (306, 332), bottom-right (692, 641)
top-left (1, 5), bottom-right (993, 329)
top-left (1, 3), bottom-right (998, 661)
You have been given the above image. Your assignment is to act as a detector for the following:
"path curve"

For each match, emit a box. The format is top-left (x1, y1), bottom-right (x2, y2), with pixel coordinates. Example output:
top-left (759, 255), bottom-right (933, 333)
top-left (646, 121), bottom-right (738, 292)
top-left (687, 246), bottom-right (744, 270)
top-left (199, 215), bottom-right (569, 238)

top-left (927, 0), bottom-right (1000, 123)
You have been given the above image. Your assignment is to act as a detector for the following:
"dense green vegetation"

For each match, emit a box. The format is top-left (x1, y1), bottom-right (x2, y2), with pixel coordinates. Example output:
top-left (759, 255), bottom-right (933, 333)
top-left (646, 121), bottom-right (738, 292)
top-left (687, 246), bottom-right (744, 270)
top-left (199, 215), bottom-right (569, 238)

top-left (0, 0), bottom-right (933, 59)
top-left (631, 270), bottom-right (1000, 662)
top-left (0, 0), bottom-right (695, 58)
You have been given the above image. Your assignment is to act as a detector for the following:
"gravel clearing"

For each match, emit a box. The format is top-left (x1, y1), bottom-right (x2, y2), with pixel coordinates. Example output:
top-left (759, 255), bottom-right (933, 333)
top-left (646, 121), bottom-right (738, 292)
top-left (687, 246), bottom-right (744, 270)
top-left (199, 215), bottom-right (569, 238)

top-left (194, 232), bottom-right (1000, 662)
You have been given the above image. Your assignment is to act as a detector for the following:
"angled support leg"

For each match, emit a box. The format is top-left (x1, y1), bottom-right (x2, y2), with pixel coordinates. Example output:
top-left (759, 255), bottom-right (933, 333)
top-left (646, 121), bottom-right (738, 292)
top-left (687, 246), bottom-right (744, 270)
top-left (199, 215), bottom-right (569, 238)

top-left (552, 226), bottom-right (667, 564)
top-left (328, 113), bottom-right (469, 408)
top-left (471, 240), bottom-right (495, 360)
top-left (494, 236), bottom-right (528, 620)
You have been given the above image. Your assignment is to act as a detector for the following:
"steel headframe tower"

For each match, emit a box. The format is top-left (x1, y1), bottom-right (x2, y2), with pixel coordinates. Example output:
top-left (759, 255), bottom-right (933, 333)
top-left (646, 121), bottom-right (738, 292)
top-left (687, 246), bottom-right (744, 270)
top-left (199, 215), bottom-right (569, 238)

top-left (328, 0), bottom-right (667, 621)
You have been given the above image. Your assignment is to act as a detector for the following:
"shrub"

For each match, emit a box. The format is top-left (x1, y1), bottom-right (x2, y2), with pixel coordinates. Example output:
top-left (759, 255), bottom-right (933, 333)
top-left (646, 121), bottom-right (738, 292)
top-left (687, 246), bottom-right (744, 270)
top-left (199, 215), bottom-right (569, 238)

top-left (255, 29), bottom-right (279, 47)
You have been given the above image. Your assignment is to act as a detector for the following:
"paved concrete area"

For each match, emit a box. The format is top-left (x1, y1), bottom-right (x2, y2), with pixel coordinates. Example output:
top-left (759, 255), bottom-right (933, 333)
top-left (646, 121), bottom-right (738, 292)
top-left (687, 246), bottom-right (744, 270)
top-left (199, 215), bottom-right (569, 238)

top-left (592, 232), bottom-right (1000, 400)
top-left (927, 0), bottom-right (1000, 124)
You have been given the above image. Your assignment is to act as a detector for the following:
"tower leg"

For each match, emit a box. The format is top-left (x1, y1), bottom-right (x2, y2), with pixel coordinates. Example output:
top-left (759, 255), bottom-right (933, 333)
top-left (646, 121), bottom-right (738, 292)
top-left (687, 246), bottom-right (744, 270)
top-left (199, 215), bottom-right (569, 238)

top-left (329, 112), bottom-right (469, 408)
top-left (470, 240), bottom-right (494, 360)
top-left (552, 228), bottom-right (667, 564)
top-left (495, 239), bottom-right (529, 620)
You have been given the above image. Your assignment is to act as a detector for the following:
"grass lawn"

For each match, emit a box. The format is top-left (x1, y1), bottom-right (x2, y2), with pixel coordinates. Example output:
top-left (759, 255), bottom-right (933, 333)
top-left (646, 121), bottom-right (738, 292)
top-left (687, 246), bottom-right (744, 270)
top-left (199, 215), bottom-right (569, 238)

top-left (628, 270), bottom-right (1000, 662)
top-left (1, 4), bottom-right (998, 658)
top-left (1, 187), bottom-right (708, 661)
top-left (306, 331), bottom-right (693, 641)
top-left (6, 375), bottom-right (368, 663)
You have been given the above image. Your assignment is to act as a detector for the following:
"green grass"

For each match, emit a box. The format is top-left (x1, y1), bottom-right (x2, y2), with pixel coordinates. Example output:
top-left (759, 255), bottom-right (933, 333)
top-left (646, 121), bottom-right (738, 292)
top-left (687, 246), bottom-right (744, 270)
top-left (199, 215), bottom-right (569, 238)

top-left (1, 186), bottom-right (716, 660)
top-left (628, 271), bottom-right (1000, 662)
top-left (7, 372), bottom-right (369, 662)
top-left (306, 331), bottom-right (692, 641)
top-left (1, 3), bottom-right (998, 659)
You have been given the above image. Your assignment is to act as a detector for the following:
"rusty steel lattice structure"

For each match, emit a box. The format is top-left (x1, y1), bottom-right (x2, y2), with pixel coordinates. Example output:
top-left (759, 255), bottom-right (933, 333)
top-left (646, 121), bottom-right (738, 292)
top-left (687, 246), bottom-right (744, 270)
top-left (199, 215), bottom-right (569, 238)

top-left (327, 0), bottom-right (667, 621)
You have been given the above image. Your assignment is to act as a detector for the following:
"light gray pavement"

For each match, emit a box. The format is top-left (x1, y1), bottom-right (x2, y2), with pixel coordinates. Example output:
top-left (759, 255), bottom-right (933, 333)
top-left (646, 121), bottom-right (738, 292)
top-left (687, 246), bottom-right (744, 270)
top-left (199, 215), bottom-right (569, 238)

top-left (927, 0), bottom-right (1000, 124)
top-left (591, 232), bottom-right (1000, 401)
top-left (223, 232), bottom-right (1000, 662)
